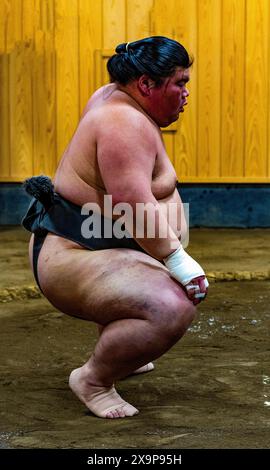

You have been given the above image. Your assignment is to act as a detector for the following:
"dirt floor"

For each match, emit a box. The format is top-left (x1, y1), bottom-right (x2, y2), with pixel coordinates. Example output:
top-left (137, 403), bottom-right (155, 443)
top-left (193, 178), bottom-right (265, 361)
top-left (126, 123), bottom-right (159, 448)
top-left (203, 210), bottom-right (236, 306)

top-left (0, 227), bottom-right (270, 449)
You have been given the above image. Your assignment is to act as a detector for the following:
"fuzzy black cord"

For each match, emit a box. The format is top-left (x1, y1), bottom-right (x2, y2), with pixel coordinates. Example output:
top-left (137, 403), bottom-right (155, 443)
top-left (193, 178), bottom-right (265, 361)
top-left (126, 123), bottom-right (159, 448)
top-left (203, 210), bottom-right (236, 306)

top-left (22, 175), bottom-right (55, 210)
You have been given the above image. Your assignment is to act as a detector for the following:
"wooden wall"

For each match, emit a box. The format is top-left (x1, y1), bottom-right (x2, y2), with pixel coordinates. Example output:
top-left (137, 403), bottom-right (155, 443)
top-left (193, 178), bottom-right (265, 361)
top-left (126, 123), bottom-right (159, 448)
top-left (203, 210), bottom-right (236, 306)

top-left (0, 0), bottom-right (269, 183)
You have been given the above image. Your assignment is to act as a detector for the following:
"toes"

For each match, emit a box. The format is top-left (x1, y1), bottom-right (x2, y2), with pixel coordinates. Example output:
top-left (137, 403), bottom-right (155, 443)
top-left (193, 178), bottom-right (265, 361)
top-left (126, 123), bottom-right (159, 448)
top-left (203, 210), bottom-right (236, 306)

top-left (106, 405), bottom-right (139, 418)
top-left (112, 410), bottom-right (120, 418)
top-left (132, 362), bottom-right (155, 375)
top-left (117, 407), bottom-right (126, 418)
top-left (106, 407), bottom-right (126, 418)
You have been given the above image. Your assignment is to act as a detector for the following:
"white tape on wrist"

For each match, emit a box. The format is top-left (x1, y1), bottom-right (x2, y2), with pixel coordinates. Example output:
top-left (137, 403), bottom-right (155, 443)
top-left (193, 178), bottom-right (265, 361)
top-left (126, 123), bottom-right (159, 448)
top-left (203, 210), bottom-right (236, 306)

top-left (163, 246), bottom-right (207, 287)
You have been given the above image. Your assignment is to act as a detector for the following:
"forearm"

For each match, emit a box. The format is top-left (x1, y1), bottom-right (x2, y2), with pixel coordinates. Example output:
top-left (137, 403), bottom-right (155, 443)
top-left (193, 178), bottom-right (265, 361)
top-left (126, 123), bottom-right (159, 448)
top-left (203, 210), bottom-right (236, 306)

top-left (113, 196), bottom-right (181, 260)
top-left (134, 206), bottom-right (181, 260)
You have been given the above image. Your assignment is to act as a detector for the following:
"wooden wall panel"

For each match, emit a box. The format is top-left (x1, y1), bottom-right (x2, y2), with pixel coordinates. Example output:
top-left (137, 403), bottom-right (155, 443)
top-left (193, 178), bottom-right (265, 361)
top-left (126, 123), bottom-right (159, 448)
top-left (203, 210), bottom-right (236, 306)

top-left (162, 134), bottom-right (174, 162)
top-left (55, 0), bottom-right (79, 161)
top-left (0, 0), bottom-right (12, 179)
top-left (6, 0), bottom-right (22, 53)
top-left (0, 0), bottom-right (270, 183)
top-left (9, 40), bottom-right (33, 177)
top-left (269, 0), bottom-right (270, 180)
top-left (221, 0), bottom-right (245, 178)
top-left (93, 50), bottom-right (112, 90)
top-left (197, 0), bottom-right (221, 179)
top-left (126, 0), bottom-right (153, 41)
top-left (150, 0), bottom-right (177, 37)
top-left (22, 0), bottom-right (35, 41)
top-left (103, 0), bottom-right (126, 49)
top-left (32, 0), bottom-right (56, 176)
top-left (79, 0), bottom-right (102, 114)
top-left (0, 1), bottom-right (9, 54)
top-left (245, 0), bottom-right (269, 178)
top-left (173, 0), bottom-right (197, 179)
top-left (0, 54), bottom-right (10, 177)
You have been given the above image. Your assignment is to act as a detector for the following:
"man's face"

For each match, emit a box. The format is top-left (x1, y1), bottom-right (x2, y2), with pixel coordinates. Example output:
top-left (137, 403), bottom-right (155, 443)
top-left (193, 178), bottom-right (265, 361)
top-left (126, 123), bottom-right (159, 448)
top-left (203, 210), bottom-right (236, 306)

top-left (147, 67), bottom-right (190, 127)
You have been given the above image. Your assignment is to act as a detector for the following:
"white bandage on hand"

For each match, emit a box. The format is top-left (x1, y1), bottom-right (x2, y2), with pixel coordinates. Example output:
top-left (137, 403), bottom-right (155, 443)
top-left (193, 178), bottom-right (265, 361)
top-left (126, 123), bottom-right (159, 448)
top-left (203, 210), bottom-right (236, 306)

top-left (163, 246), bottom-right (208, 287)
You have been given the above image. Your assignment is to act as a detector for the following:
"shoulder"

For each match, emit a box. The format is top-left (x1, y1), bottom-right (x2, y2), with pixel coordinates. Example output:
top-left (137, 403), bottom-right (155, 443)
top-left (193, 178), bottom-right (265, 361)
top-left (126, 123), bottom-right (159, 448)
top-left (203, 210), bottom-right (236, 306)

top-left (96, 103), bottom-right (158, 144)
top-left (95, 101), bottom-right (149, 124)
top-left (96, 104), bottom-right (157, 172)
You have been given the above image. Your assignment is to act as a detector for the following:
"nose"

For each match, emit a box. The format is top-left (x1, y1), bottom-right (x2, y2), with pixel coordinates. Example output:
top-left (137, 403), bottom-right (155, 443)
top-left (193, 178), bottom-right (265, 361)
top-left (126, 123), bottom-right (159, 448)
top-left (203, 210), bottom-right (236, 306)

top-left (183, 86), bottom-right (189, 97)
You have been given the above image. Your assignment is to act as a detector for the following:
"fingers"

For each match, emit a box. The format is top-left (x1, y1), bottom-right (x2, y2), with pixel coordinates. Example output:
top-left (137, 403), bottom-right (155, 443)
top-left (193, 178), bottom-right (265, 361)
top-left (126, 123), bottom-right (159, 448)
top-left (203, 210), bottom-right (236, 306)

top-left (202, 278), bottom-right (209, 289)
top-left (185, 275), bottom-right (208, 305)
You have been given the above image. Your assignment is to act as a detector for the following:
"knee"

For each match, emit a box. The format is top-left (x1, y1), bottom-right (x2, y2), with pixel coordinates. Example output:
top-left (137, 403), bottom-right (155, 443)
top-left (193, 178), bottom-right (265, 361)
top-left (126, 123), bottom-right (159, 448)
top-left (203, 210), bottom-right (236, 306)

top-left (149, 293), bottom-right (197, 345)
top-left (166, 298), bottom-right (196, 342)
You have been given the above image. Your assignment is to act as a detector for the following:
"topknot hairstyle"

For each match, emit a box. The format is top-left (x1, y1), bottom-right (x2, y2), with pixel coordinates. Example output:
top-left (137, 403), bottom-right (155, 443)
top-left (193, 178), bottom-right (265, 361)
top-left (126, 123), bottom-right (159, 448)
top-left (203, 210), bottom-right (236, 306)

top-left (107, 36), bottom-right (193, 86)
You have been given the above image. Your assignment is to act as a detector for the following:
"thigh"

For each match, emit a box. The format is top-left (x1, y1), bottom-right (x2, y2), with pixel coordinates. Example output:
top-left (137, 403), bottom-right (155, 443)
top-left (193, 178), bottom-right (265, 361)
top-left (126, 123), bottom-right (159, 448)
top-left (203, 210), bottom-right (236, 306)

top-left (36, 233), bottom-right (189, 324)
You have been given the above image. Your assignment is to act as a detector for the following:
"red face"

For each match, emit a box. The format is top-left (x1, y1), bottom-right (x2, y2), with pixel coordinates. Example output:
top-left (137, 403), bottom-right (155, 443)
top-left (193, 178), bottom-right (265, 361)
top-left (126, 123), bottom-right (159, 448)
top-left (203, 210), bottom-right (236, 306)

top-left (147, 67), bottom-right (190, 127)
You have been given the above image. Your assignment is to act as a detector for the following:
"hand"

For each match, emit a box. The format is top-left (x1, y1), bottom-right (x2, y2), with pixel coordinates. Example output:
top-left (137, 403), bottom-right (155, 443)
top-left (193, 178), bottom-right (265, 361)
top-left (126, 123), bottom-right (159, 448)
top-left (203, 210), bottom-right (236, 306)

top-left (163, 246), bottom-right (209, 305)
top-left (185, 275), bottom-right (209, 305)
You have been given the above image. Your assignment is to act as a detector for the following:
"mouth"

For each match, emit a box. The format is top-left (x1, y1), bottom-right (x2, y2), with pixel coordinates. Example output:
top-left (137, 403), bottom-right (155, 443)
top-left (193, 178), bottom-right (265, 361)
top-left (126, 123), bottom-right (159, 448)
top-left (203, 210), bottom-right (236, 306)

top-left (179, 101), bottom-right (188, 112)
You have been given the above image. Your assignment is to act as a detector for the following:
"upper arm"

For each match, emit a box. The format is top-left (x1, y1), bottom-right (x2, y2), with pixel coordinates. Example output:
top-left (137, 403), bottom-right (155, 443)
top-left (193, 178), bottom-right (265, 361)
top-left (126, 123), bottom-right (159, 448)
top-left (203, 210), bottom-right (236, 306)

top-left (96, 109), bottom-right (157, 205)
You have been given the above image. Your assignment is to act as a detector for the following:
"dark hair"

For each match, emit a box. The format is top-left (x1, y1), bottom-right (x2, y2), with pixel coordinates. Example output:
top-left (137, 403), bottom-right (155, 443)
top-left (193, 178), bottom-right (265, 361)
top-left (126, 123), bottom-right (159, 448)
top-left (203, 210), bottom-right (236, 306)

top-left (107, 36), bottom-right (193, 86)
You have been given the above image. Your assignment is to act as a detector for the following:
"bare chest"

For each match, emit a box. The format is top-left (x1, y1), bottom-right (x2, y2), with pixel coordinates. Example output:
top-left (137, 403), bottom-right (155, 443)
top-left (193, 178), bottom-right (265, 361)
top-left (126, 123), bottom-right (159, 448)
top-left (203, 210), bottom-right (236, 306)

top-left (151, 149), bottom-right (177, 199)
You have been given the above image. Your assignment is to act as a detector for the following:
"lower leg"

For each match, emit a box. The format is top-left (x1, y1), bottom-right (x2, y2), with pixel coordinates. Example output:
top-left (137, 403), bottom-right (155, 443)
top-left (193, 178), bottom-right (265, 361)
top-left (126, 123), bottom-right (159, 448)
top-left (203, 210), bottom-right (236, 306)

top-left (97, 323), bottom-right (154, 376)
top-left (70, 317), bottom-right (181, 419)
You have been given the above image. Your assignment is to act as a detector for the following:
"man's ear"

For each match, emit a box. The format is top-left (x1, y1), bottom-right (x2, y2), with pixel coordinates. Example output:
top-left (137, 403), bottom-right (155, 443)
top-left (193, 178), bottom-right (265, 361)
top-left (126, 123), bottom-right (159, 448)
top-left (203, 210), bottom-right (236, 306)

top-left (137, 75), bottom-right (156, 96)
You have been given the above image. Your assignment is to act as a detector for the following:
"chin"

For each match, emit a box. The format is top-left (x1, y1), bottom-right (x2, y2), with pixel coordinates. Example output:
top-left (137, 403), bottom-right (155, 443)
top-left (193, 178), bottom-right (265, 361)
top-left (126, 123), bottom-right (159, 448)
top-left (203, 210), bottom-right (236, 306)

top-left (159, 115), bottom-right (179, 128)
top-left (169, 114), bottom-right (180, 124)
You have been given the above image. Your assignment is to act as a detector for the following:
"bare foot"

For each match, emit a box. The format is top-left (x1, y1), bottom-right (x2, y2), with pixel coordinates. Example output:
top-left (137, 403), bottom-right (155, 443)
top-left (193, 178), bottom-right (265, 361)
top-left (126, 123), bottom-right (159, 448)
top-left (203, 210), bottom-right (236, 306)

top-left (69, 367), bottom-right (139, 419)
top-left (129, 362), bottom-right (154, 376)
